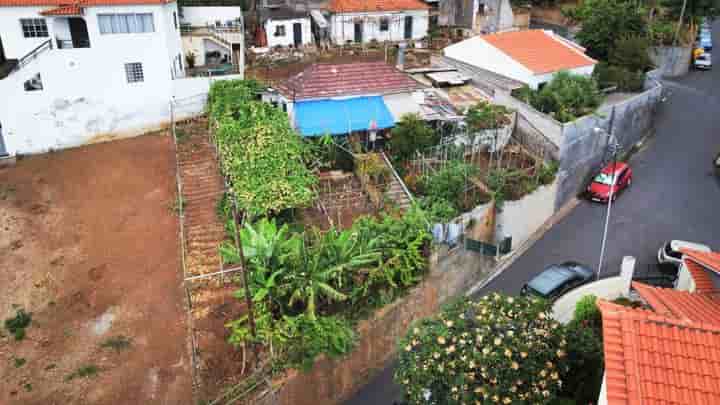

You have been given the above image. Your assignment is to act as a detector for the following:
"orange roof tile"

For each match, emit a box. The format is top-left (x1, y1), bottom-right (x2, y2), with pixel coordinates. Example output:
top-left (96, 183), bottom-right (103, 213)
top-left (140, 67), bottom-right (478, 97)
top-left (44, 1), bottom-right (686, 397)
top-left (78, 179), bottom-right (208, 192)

top-left (599, 300), bottom-right (720, 405)
top-left (0, 0), bottom-right (170, 6)
top-left (632, 282), bottom-right (720, 324)
top-left (481, 30), bottom-right (596, 75)
top-left (329, 0), bottom-right (429, 13)
top-left (39, 4), bottom-right (81, 14)
top-left (682, 249), bottom-right (720, 274)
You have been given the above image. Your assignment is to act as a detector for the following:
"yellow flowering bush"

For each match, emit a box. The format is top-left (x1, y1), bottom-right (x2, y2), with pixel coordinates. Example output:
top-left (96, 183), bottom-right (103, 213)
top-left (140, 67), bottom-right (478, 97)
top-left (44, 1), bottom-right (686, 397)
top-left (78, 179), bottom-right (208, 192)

top-left (395, 294), bottom-right (568, 404)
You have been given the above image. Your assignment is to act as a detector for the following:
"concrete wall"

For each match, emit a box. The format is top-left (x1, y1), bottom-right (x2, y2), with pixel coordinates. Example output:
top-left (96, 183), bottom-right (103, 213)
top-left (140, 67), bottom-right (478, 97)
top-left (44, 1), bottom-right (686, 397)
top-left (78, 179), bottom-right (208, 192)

top-left (648, 46), bottom-right (692, 78)
top-left (252, 249), bottom-right (494, 405)
top-left (180, 6), bottom-right (243, 27)
top-left (329, 10), bottom-right (429, 44)
top-left (494, 90), bottom-right (563, 147)
top-left (554, 83), bottom-right (662, 210)
top-left (265, 17), bottom-right (313, 47)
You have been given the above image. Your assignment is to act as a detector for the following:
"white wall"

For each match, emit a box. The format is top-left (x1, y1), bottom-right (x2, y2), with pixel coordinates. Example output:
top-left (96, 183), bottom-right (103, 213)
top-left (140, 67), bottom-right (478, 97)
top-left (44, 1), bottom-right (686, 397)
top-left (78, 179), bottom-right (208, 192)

top-left (676, 262), bottom-right (695, 292)
top-left (330, 10), bottom-right (428, 44)
top-left (0, 3), bottom-right (185, 155)
top-left (0, 6), bottom-right (54, 59)
top-left (531, 64), bottom-right (595, 89)
top-left (180, 6), bottom-right (242, 27)
top-left (265, 17), bottom-right (312, 48)
top-left (444, 36), bottom-right (533, 86)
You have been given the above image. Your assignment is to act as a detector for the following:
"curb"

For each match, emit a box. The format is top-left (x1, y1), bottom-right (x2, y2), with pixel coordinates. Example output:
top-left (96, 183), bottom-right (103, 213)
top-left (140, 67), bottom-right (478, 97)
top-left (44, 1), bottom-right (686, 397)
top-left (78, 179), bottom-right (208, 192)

top-left (465, 197), bottom-right (582, 297)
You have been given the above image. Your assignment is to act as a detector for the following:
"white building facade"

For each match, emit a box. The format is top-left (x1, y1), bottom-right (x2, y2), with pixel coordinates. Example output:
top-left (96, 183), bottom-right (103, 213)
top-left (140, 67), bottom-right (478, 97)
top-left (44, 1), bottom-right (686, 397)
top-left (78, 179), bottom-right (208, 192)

top-left (264, 14), bottom-right (313, 48)
top-left (179, 6), bottom-right (244, 69)
top-left (0, 0), bottom-right (238, 157)
top-left (328, 0), bottom-right (429, 44)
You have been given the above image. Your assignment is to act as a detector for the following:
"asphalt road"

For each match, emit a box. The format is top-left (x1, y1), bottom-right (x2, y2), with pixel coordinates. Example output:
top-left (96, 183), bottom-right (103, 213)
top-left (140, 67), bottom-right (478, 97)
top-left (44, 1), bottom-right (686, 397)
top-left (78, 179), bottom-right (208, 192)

top-left (346, 33), bottom-right (720, 405)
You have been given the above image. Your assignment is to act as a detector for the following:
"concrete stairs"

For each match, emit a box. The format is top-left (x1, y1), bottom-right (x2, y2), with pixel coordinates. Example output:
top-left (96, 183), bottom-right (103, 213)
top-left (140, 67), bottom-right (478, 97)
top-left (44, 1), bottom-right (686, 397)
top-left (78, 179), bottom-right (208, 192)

top-left (379, 152), bottom-right (413, 211)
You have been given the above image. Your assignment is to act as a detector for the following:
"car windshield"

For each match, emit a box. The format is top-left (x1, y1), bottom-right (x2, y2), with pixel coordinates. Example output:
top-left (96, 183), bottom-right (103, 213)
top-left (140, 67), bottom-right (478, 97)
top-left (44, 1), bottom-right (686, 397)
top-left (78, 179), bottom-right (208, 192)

top-left (593, 172), bottom-right (616, 185)
top-left (526, 267), bottom-right (575, 297)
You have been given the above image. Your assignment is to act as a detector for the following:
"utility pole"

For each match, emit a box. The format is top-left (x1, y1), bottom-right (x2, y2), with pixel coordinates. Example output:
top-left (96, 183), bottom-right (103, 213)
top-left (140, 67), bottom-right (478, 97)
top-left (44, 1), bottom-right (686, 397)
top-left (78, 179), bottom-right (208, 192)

top-left (596, 107), bottom-right (617, 280)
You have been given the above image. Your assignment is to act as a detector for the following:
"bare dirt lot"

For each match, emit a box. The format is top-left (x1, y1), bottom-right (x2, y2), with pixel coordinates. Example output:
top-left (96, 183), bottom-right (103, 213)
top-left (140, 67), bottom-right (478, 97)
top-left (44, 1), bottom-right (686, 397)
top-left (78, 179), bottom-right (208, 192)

top-left (0, 134), bottom-right (192, 404)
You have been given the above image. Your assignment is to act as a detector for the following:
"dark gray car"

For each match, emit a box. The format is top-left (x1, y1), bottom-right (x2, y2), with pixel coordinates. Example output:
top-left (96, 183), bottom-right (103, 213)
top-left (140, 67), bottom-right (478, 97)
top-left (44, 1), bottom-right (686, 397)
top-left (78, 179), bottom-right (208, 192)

top-left (520, 262), bottom-right (594, 300)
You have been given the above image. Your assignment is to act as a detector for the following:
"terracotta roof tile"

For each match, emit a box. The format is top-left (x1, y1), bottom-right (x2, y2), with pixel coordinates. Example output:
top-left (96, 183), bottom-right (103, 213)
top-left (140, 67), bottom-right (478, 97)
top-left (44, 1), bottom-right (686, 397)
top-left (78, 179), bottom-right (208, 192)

top-left (329, 0), bottom-right (429, 12)
top-left (39, 4), bottom-right (81, 14)
top-left (481, 30), bottom-right (596, 75)
top-left (632, 282), bottom-right (720, 325)
top-left (599, 300), bottom-right (720, 405)
top-left (276, 61), bottom-right (424, 100)
top-left (1, 0), bottom-right (170, 6)
top-left (682, 249), bottom-right (720, 275)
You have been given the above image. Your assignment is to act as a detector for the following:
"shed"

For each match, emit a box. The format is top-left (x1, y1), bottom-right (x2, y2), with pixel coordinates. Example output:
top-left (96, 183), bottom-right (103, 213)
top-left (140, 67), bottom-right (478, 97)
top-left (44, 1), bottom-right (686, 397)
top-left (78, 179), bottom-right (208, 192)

top-left (263, 7), bottom-right (313, 48)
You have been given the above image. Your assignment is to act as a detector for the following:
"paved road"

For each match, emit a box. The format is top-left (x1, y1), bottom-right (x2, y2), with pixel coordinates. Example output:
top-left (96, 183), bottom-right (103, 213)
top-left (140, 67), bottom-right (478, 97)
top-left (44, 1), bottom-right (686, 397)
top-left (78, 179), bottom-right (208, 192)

top-left (346, 34), bottom-right (720, 405)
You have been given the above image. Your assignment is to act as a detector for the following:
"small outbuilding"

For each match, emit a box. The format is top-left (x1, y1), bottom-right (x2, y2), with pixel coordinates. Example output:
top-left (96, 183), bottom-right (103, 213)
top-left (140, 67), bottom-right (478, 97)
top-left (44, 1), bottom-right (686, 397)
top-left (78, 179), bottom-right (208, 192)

top-left (443, 29), bottom-right (597, 90)
top-left (263, 7), bottom-right (313, 48)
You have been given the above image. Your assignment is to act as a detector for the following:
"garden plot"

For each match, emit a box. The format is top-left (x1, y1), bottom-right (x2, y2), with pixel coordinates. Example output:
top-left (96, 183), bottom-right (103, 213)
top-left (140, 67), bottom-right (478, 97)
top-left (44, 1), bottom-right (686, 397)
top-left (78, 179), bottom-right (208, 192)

top-left (0, 134), bottom-right (191, 405)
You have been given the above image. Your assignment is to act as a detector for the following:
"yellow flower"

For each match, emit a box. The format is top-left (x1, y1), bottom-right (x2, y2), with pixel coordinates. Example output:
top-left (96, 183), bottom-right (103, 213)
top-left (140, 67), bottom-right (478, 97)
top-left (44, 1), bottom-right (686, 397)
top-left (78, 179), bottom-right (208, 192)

top-left (511, 361), bottom-right (519, 370)
top-left (503, 397), bottom-right (512, 404)
top-left (507, 330), bottom-right (514, 337)
top-left (551, 372), bottom-right (559, 380)
top-left (542, 390), bottom-right (550, 398)
top-left (520, 352), bottom-right (528, 358)
top-left (469, 361), bottom-right (476, 368)
top-left (433, 352), bottom-right (441, 359)
top-left (413, 327), bottom-right (420, 334)
top-left (446, 345), bottom-right (456, 354)
top-left (507, 297), bottom-right (514, 303)
top-left (557, 349), bottom-right (566, 358)
top-left (438, 336), bottom-right (447, 345)
top-left (538, 312), bottom-right (546, 319)
top-left (546, 361), bottom-right (554, 369)
top-left (504, 349), bottom-right (512, 357)
top-left (494, 337), bottom-right (502, 346)
top-left (451, 386), bottom-right (458, 393)
top-left (404, 345), bottom-right (412, 352)
top-left (482, 347), bottom-right (490, 355)
top-left (446, 320), bottom-right (454, 327)
top-left (403, 379), bottom-right (409, 385)
top-left (492, 395), bottom-right (499, 402)
top-left (540, 370), bottom-right (547, 377)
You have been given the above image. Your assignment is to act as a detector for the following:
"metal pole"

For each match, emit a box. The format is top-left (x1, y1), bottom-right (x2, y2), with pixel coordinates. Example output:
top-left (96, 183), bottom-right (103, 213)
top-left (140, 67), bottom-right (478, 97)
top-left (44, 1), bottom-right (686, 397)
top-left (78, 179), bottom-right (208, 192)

top-left (597, 141), bottom-right (617, 280)
top-left (231, 202), bottom-right (257, 339)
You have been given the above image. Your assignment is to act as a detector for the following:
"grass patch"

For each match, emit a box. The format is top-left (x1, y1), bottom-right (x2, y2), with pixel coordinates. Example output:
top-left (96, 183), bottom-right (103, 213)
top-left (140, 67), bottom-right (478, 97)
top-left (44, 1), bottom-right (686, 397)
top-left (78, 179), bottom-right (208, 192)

top-left (168, 196), bottom-right (185, 215)
top-left (45, 363), bottom-right (56, 371)
top-left (66, 365), bottom-right (99, 381)
top-left (4, 308), bottom-right (32, 341)
top-left (175, 128), bottom-right (190, 143)
top-left (13, 357), bottom-right (26, 368)
top-left (23, 383), bottom-right (32, 392)
top-left (100, 335), bottom-right (132, 352)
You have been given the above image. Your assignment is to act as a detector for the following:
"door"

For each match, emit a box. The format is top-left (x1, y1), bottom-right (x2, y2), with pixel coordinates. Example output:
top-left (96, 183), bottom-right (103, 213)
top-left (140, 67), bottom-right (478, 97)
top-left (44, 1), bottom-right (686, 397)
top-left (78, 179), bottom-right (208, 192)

top-left (404, 16), bottom-right (413, 39)
top-left (68, 18), bottom-right (90, 48)
top-left (0, 122), bottom-right (7, 157)
top-left (293, 22), bottom-right (302, 46)
top-left (354, 22), bottom-right (363, 43)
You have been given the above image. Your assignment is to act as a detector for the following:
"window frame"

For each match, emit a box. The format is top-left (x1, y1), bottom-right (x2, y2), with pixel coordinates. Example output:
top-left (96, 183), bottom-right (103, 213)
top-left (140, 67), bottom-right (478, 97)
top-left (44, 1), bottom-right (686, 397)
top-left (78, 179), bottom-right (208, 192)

top-left (124, 62), bottom-right (144, 83)
top-left (20, 18), bottom-right (49, 38)
top-left (274, 24), bottom-right (286, 37)
top-left (98, 13), bottom-right (155, 35)
top-left (23, 72), bottom-right (43, 92)
top-left (379, 17), bottom-right (389, 32)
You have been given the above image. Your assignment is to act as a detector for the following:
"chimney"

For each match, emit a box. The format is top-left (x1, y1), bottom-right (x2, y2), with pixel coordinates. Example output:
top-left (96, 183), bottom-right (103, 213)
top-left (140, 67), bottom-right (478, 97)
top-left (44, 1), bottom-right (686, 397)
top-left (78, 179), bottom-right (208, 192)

top-left (396, 42), bottom-right (407, 71)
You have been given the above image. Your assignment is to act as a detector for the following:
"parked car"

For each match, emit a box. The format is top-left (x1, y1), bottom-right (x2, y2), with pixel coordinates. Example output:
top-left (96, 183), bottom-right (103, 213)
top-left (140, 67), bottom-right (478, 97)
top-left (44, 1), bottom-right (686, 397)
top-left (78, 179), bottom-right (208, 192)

top-left (657, 240), bottom-right (712, 267)
top-left (520, 262), bottom-right (594, 300)
top-left (700, 35), bottom-right (713, 51)
top-left (695, 52), bottom-right (713, 69)
top-left (587, 162), bottom-right (633, 203)
top-left (715, 151), bottom-right (720, 177)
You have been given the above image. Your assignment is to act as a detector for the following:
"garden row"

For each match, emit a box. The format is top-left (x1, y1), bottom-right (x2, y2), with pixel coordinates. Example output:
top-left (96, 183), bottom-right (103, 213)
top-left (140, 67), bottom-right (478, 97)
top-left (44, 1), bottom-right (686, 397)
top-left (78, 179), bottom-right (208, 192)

top-left (206, 80), bottom-right (434, 378)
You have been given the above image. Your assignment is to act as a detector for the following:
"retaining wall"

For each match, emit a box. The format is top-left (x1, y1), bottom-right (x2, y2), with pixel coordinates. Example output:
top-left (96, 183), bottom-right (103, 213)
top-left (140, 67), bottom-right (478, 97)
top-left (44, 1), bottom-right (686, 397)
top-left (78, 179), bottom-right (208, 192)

top-left (252, 249), bottom-right (494, 405)
top-left (648, 46), bottom-right (692, 78)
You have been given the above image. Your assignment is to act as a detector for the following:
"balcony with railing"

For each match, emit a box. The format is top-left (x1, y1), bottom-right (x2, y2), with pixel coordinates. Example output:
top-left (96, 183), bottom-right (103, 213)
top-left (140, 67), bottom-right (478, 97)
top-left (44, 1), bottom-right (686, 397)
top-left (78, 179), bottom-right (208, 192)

top-left (0, 39), bottom-right (52, 80)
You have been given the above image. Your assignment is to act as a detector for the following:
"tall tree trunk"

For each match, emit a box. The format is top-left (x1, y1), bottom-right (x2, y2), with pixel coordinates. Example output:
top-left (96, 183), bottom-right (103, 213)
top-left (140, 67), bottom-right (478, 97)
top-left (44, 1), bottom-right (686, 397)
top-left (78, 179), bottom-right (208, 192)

top-left (673, 0), bottom-right (689, 46)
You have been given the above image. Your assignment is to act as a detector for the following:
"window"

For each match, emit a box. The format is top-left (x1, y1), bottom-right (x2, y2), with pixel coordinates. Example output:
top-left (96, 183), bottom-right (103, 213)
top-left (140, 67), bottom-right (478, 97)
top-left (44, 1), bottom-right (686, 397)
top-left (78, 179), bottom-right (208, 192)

top-left (20, 19), bottom-right (48, 38)
top-left (274, 25), bottom-right (285, 37)
top-left (98, 14), bottom-right (154, 34)
top-left (178, 53), bottom-right (183, 71)
top-left (379, 17), bottom-right (389, 32)
top-left (173, 11), bottom-right (178, 30)
top-left (24, 73), bottom-right (43, 91)
top-left (125, 62), bottom-right (144, 83)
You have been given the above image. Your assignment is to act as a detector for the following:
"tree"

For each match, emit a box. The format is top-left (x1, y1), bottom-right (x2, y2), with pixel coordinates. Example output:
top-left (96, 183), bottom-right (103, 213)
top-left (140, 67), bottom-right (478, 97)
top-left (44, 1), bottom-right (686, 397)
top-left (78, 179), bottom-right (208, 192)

top-left (568, 0), bottom-right (646, 61)
top-left (465, 101), bottom-right (512, 131)
top-left (610, 35), bottom-right (653, 73)
top-left (516, 71), bottom-right (604, 123)
top-left (395, 294), bottom-right (569, 404)
top-left (389, 113), bottom-right (438, 163)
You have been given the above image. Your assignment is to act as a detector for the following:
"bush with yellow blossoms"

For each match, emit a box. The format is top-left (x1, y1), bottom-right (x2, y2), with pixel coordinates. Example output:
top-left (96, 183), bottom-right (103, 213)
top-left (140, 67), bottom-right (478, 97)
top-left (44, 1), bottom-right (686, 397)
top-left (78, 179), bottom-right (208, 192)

top-left (395, 294), bottom-right (568, 404)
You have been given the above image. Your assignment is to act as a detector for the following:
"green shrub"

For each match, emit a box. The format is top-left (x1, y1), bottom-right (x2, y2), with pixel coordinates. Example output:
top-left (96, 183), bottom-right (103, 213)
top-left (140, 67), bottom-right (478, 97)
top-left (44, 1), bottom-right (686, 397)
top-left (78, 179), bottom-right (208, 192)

top-left (66, 365), bottom-right (99, 381)
top-left (610, 35), bottom-right (653, 73)
top-left (389, 113), bottom-right (438, 163)
top-left (513, 72), bottom-right (603, 123)
top-left (573, 295), bottom-right (601, 329)
top-left (562, 319), bottom-right (604, 404)
top-left (419, 197), bottom-right (458, 223)
top-left (4, 308), bottom-right (32, 341)
top-left (593, 63), bottom-right (646, 92)
top-left (418, 160), bottom-right (478, 211)
top-left (283, 315), bottom-right (356, 370)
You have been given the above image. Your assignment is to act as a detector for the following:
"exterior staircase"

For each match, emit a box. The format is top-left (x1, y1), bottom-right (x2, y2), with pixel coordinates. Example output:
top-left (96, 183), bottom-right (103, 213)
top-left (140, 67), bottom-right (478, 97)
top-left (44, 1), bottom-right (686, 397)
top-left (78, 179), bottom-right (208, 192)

top-left (380, 152), bottom-right (413, 211)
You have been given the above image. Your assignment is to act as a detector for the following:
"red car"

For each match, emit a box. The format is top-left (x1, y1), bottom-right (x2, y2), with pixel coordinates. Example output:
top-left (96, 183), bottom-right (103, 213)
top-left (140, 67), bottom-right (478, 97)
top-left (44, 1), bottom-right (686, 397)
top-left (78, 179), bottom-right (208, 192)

top-left (587, 162), bottom-right (633, 203)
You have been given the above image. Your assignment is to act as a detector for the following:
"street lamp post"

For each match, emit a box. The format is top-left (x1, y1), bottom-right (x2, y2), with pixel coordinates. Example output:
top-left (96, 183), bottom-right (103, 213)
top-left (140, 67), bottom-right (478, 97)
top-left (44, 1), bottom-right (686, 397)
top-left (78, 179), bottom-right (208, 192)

top-left (595, 127), bottom-right (619, 280)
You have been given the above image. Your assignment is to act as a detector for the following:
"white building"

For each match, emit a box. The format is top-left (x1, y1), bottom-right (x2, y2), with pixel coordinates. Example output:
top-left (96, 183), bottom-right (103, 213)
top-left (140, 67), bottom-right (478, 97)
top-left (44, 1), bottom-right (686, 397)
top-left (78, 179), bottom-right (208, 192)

top-left (444, 29), bottom-right (597, 90)
top-left (179, 6), bottom-right (244, 71)
top-left (262, 8), bottom-right (313, 48)
top-left (0, 0), bottom-right (240, 157)
top-left (328, 0), bottom-right (429, 44)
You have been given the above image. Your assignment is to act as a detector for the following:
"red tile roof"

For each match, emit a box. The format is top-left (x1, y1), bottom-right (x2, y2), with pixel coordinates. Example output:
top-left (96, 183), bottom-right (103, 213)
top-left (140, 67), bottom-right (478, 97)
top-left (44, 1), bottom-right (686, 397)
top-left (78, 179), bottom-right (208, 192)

top-left (0, 0), bottom-right (170, 6)
top-left (329, 0), bottom-right (429, 12)
top-left (39, 4), bottom-right (81, 14)
top-left (632, 282), bottom-right (720, 325)
top-left (599, 300), bottom-right (720, 405)
top-left (481, 30), bottom-right (596, 75)
top-left (683, 249), bottom-right (720, 274)
top-left (276, 61), bottom-right (424, 100)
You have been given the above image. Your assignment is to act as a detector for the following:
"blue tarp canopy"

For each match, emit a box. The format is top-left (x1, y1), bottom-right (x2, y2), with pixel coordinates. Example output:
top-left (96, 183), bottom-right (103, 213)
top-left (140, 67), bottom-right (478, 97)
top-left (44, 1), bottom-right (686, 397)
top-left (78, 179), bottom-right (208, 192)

top-left (294, 96), bottom-right (395, 137)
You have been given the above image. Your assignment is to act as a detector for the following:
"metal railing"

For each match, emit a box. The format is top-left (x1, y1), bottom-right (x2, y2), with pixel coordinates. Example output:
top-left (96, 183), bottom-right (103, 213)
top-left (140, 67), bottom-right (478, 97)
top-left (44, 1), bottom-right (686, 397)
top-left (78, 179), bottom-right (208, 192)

top-left (13, 39), bottom-right (53, 72)
top-left (56, 38), bottom-right (90, 49)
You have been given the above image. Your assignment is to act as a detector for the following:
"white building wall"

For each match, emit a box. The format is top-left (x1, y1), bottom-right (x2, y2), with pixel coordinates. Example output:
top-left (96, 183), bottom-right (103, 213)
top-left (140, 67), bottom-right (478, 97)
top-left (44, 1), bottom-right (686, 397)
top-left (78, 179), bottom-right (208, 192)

top-left (531, 64), bottom-right (596, 89)
top-left (265, 17), bottom-right (313, 48)
top-left (329, 10), bottom-right (428, 44)
top-left (0, 3), bottom-right (186, 155)
top-left (0, 6), bottom-right (54, 59)
top-left (162, 2), bottom-right (185, 78)
top-left (180, 6), bottom-right (242, 27)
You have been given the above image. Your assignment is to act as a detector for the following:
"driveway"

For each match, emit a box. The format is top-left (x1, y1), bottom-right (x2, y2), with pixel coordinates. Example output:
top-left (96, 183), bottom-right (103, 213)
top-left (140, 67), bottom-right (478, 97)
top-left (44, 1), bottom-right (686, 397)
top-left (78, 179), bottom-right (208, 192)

top-left (345, 26), bottom-right (720, 405)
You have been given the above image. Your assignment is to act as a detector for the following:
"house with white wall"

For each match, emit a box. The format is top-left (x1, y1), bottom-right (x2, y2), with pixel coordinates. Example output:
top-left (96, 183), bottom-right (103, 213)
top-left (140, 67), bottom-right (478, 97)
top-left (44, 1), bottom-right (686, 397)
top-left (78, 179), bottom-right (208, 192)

top-left (262, 7), bottom-right (312, 48)
top-left (444, 29), bottom-right (597, 90)
top-left (328, 0), bottom-right (429, 44)
top-left (179, 6), bottom-right (244, 73)
top-left (0, 0), bottom-right (239, 157)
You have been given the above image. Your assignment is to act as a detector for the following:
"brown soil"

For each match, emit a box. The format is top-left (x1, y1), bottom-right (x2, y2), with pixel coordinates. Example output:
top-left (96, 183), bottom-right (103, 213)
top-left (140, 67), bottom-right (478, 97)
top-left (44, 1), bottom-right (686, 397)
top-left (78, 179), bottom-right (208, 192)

top-left (0, 134), bottom-right (192, 404)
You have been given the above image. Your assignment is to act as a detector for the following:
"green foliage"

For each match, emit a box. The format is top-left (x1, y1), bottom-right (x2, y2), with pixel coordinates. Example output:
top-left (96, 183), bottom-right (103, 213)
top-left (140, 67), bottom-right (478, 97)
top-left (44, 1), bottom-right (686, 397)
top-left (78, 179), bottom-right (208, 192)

top-left (66, 365), bottom-right (99, 381)
top-left (282, 315), bottom-right (356, 370)
top-left (648, 20), bottom-right (678, 46)
top-left (539, 160), bottom-right (560, 185)
top-left (418, 161), bottom-right (478, 211)
top-left (514, 72), bottom-right (603, 123)
top-left (662, 0), bottom-right (719, 22)
top-left (395, 294), bottom-right (569, 404)
top-left (4, 308), bottom-right (32, 341)
top-left (389, 113), bottom-right (438, 163)
top-left (593, 62), bottom-right (647, 92)
top-left (209, 80), bottom-right (316, 218)
top-left (13, 357), bottom-right (26, 368)
top-left (567, 0), bottom-right (646, 61)
top-left (356, 153), bottom-right (392, 186)
top-left (562, 319), bottom-right (604, 404)
top-left (573, 295), bottom-right (602, 329)
top-left (100, 335), bottom-right (133, 352)
top-left (610, 35), bottom-right (653, 73)
top-left (418, 197), bottom-right (459, 223)
top-left (465, 101), bottom-right (512, 131)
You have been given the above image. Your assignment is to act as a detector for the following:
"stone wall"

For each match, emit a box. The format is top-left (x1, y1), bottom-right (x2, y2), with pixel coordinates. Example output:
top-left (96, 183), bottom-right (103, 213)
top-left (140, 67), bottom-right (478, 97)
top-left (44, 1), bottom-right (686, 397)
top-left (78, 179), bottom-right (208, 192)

top-left (648, 46), bottom-right (692, 78)
top-left (252, 249), bottom-right (494, 405)
top-left (554, 83), bottom-right (662, 209)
